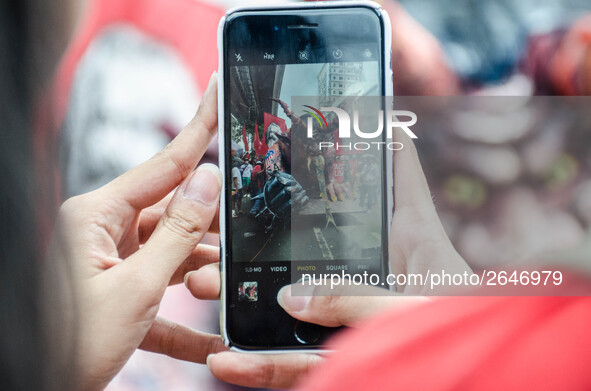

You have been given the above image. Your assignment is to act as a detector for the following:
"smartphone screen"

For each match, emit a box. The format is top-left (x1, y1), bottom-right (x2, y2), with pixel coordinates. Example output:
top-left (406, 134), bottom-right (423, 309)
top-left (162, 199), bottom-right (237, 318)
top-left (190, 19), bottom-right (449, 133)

top-left (222, 5), bottom-right (390, 350)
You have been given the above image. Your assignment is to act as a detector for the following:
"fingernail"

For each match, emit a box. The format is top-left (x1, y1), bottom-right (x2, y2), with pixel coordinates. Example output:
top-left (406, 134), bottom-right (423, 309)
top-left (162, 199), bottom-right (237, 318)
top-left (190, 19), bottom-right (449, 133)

top-left (184, 271), bottom-right (194, 288)
top-left (183, 163), bottom-right (222, 205)
top-left (206, 353), bottom-right (216, 367)
top-left (203, 71), bottom-right (217, 97)
top-left (277, 285), bottom-right (314, 313)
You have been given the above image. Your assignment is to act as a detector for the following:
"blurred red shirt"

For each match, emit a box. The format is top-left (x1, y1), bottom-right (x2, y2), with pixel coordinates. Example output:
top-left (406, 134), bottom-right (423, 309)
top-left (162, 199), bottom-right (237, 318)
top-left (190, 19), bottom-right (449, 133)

top-left (299, 272), bottom-right (591, 391)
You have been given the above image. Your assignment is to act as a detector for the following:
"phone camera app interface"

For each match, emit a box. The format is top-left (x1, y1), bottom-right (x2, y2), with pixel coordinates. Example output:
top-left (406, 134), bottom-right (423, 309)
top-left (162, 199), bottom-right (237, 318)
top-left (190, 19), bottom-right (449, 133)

top-left (227, 45), bottom-right (385, 281)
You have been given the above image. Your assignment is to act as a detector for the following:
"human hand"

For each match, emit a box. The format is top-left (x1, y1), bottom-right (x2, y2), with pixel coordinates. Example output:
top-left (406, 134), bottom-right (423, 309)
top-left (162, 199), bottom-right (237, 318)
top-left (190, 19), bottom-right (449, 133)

top-left (185, 127), bottom-right (471, 388)
top-left (53, 73), bottom-right (229, 390)
top-left (188, 267), bottom-right (426, 389)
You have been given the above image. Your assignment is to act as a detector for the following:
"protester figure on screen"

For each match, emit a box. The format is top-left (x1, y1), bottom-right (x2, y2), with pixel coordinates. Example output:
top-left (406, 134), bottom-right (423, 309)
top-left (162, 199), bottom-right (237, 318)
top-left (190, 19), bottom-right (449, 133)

top-left (231, 159), bottom-right (243, 218)
top-left (249, 160), bottom-right (265, 216)
top-left (328, 155), bottom-right (353, 201)
top-left (249, 117), bottom-right (309, 231)
top-left (359, 157), bottom-right (379, 211)
top-left (264, 122), bottom-right (290, 177)
top-left (270, 98), bottom-right (341, 229)
top-left (242, 159), bottom-right (253, 189)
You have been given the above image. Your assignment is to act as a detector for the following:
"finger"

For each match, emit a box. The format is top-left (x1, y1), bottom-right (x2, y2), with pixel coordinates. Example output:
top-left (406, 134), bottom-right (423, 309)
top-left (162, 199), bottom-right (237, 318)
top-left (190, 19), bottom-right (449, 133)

top-left (139, 200), bottom-right (219, 244)
top-left (139, 316), bottom-right (228, 363)
top-left (168, 245), bottom-right (219, 286)
top-left (277, 284), bottom-right (428, 327)
top-left (390, 128), bottom-right (446, 277)
top-left (393, 127), bottom-right (438, 216)
top-left (124, 164), bottom-right (221, 285)
top-left (137, 192), bottom-right (174, 243)
top-left (207, 351), bottom-right (323, 389)
top-left (103, 72), bottom-right (218, 211)
top-left (184, 262), bottom-right (220, 300)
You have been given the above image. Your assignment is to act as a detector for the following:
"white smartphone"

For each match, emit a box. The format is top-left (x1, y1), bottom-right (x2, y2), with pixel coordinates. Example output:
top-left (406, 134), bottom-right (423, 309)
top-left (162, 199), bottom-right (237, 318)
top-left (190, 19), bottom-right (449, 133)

top-left (218, 1), bottom-right (393, 352)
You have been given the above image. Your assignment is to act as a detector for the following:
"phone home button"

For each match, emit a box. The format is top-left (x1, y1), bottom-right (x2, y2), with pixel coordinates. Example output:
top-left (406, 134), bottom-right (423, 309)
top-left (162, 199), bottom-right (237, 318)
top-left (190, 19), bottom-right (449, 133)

top-left (294, 321), bottom-right (322, 345)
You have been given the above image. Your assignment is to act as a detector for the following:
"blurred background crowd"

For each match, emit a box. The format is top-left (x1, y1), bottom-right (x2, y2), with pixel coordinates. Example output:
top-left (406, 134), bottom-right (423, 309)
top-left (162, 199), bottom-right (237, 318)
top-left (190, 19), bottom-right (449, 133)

top-left (44, 0), bottom-right (591, 389)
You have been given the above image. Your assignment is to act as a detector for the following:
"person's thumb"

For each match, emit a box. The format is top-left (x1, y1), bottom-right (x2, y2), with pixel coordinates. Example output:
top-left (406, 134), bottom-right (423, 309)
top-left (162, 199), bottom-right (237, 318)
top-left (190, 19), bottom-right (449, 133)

top-left (125, 163), bottom-right (222, 287)
top-left (277, 284), bottom-right (427, 327)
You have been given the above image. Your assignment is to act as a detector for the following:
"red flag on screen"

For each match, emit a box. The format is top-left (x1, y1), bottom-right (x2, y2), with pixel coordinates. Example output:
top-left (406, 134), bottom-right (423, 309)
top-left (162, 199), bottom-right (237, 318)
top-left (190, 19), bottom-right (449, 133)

top-left (242, 124), bottom-right (248, 151)
top-left (253, 122), bottom-right (268, 156)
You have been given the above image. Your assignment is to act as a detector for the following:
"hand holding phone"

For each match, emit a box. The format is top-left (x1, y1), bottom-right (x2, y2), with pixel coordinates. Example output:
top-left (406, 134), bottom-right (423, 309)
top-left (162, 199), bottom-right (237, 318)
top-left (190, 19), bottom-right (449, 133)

top-left (187, 118), bottom-right (470, 388)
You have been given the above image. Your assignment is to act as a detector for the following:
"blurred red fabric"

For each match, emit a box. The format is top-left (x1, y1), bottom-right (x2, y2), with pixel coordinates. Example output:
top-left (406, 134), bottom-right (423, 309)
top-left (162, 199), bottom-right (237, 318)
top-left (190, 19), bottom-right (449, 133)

top-left (299, 273), bottom-right (591, 390)
top-left (35, 0), bottom-right (223, 215)
top-left (51, 0), bottom-right (223, 132)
